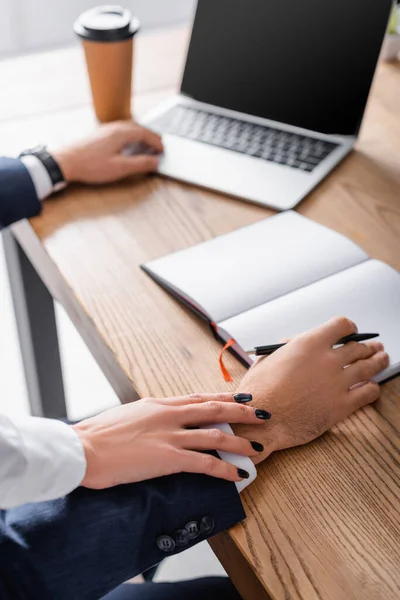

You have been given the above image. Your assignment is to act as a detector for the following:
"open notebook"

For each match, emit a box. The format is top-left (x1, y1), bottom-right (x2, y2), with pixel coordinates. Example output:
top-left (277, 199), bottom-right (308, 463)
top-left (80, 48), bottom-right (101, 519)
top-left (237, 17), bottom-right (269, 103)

top-left (142, 211), bottom-right (400, 383)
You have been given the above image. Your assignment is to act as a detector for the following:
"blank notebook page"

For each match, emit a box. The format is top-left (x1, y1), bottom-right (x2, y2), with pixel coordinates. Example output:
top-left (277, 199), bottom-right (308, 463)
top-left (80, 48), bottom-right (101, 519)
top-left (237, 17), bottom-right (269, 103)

top-left (145, 211), bottom-right (368, 323)
top-left (220, 260), bottom-right (400, 382)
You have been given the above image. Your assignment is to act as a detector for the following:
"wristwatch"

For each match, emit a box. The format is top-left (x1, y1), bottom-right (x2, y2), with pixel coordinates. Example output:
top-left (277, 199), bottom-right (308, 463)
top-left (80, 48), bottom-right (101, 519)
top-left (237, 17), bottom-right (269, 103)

top-left (19, 145), bottom-right (67, 193)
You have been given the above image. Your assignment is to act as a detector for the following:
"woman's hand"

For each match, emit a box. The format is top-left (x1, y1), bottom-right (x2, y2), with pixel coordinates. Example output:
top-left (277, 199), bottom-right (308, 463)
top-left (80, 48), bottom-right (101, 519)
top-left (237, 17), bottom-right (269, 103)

top-left (53, 120), bottom-right (163, 184)
top-left (72, 393), bottom-right (267, 490)
top-left (234, 317), bottom-right (389, 463)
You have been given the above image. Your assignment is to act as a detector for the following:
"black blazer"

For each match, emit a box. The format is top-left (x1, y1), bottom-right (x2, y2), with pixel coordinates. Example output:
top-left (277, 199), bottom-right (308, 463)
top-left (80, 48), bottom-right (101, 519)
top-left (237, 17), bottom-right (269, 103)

top-left (1, 475), bottom-right (244, 599)
top-left (0, 157), bottom-right (245, 599)
top-left (0, 157), bottom-right (42, 229)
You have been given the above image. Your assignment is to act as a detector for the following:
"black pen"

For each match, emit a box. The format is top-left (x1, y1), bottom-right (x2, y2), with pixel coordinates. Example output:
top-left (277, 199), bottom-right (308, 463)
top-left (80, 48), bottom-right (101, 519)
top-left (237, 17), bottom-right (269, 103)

top-left (246, 333), bottom-right (380, 357)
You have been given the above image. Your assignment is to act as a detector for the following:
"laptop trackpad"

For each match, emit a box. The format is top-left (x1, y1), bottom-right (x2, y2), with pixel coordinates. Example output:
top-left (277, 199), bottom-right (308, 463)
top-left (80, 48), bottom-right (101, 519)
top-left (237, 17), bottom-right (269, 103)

top-left (158, 134), bottom-right (312, 211)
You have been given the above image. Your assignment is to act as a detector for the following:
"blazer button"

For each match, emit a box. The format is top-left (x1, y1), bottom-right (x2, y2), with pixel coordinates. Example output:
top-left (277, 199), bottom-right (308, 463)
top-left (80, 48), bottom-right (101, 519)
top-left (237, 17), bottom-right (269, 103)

top-left (174, 528), bottom-right (191, 547)
top-left (200, 516), bottom-right (215, 535)
top-left (157, 535), bottom-right (176, 553)
top-left (185, 521), bottom-right (200, 540)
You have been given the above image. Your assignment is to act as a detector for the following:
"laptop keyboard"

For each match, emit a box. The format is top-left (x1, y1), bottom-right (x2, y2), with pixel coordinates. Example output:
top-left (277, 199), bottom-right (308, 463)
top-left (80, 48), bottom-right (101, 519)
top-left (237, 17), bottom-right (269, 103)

top-left (151, 105), bottom-right (338, 173)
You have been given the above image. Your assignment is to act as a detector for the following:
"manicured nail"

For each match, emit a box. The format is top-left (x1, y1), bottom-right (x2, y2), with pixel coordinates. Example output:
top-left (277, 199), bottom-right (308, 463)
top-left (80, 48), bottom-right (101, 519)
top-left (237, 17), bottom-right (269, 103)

top-left (255, 409), bottom-right (272, 420)
top-left (234, 393), bottom-right (253, 403)
top-left (237, 468), bottom-right (250, 479)
top-left (250, 441), bottom-right (264, 452)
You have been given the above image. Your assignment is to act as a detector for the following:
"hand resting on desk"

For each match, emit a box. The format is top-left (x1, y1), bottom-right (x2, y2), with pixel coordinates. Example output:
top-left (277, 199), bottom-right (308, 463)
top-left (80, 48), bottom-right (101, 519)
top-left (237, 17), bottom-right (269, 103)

top-left (53, 120), bottom-right (163, 184)
top-left (234, 316), bottom-right (388, 464)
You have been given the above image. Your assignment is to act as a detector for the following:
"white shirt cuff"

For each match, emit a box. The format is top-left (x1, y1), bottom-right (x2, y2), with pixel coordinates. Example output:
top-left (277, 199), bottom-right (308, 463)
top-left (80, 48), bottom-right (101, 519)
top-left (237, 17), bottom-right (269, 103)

top-left (0, 417), bottom-right (86, 509)
top-left (203, 423), bottom-right (257, 493)
top-left (20, 155), bottom-right (53, 201)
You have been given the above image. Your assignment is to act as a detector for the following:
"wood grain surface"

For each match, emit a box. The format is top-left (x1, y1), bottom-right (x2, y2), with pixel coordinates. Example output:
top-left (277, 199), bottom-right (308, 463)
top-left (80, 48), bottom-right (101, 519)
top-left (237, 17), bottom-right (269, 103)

top-left (2, 26), bottom-right (400, 600)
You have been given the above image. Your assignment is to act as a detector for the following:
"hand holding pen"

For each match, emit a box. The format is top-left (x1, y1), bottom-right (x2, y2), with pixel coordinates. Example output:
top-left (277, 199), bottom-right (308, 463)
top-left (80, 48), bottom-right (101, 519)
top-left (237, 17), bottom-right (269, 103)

top-left (246, 333), bottom-right (379, 357)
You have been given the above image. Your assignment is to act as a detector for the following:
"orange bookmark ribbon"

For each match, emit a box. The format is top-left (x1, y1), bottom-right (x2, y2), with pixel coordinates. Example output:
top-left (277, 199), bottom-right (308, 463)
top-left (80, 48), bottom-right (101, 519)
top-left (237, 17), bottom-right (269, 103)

top-left (219, 338), bottom-right (236, 382)
top-left (210, 322), bottom-right (237, 382)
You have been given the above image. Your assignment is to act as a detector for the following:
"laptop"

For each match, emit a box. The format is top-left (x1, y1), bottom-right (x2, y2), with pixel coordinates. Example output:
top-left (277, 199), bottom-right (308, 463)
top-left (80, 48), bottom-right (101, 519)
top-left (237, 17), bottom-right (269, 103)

top-left (143, 0), bottom-right (392, 211)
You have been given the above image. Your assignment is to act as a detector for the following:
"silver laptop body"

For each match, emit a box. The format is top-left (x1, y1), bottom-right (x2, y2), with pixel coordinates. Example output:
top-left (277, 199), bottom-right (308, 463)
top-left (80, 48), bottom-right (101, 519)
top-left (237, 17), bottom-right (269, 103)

top-left (143, 0), bottom-right (391, 211)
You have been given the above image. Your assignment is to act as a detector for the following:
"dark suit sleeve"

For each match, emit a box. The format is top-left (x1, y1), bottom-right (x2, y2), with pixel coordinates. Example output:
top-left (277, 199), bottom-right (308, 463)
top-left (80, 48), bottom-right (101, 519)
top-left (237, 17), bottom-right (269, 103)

top-left (0, 157), bottom-right (41, 229)
top-left (1, 473), bottom-right (245, 600)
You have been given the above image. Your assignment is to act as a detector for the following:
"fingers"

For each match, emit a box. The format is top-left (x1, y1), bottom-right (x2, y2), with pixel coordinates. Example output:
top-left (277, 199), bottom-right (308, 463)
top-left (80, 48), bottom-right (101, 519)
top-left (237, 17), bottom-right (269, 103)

top-left (116, 121), bottom-right (164, 152)
top-left (115, 155), bottom-right (159, 177)
top-left (134, 125), bottom-right (164, 152)
top-left (345, 351), bottom-right (389, 388)
top-left (155, 392), bottom-right (237, 407)
top-left (307, 316), bottom-right (358, 347)
top-left (178, 401), bottom-right (270, 427)
top-left (178, 428), bottom-right (262, 457)
top-left (178, 449), bottom-right (249, 483)
top-left (348, 381), bottom-right (381, 411)
top-left (336, 341), bottom-right (384, 366)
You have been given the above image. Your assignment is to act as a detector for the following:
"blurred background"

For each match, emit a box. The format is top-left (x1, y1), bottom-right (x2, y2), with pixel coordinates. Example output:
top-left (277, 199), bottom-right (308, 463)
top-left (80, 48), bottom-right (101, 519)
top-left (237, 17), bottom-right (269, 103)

top-left (0, 0), bottom-right (196, 57)
top-left (1, 0), bottom-right (399, 59)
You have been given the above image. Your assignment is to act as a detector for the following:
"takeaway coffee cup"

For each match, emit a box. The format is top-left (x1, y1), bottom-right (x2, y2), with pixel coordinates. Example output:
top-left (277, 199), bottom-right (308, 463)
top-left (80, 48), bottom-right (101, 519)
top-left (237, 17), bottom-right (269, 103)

top-left (74, 5), bottom-right (140, 123)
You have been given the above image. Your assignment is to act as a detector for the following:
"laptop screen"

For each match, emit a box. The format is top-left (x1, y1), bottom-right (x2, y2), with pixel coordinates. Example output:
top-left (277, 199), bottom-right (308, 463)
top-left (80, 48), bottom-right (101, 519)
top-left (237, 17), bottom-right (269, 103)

top-left (181, 0), bottom-right (392, 136)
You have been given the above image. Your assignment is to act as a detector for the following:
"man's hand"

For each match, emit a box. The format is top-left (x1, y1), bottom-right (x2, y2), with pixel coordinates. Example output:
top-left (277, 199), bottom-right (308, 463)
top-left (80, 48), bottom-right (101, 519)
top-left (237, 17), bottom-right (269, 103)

top-left (53, 121), bottom-right (163, 184)
top-left (233, 317), bottom-right (389, 464)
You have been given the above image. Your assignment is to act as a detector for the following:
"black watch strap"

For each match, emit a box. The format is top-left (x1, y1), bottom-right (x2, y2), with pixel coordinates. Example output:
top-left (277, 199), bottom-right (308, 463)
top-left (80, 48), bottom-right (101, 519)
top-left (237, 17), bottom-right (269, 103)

top-left (19, 145), bottom-right (66, 193)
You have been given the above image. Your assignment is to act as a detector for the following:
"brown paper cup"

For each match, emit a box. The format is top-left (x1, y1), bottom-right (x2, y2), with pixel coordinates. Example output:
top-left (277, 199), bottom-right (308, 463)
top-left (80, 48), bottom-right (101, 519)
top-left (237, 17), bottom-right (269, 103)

top-left (82, 37), bottom-right (134, 123)
top-left (74, 6), bottom-right (140, 123)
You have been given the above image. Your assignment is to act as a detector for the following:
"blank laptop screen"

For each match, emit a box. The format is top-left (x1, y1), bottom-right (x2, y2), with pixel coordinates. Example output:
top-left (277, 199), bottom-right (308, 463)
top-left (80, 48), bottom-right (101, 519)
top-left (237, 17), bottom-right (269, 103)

top-left (181, 0), bottom-right (391, 136)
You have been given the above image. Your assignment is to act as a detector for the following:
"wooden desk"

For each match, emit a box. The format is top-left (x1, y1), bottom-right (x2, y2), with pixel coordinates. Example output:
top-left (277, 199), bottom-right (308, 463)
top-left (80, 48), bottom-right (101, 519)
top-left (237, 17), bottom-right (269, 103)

top-left (2, 26), bottom-right (400, 600)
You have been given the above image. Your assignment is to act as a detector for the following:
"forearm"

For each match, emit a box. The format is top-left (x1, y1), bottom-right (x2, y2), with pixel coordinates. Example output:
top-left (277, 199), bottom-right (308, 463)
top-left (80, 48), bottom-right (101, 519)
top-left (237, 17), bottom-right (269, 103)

top-left (0, 147), bottom-right (66, 230)
top-left (0, 157), bottom-right (42, 229)
top-left (5, 473), bottom-right (244, 600)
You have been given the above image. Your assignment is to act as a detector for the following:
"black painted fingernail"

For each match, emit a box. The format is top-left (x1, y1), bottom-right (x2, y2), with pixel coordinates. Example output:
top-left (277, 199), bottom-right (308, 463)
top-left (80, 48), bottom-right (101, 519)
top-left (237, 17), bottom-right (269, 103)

top-left (237, 468), bottom-right (250, 479)
top-left (234, 393), bottom-right (253, 403)
top-left (255, 409), bottom-right (272, 420)
top-left (250, 441), bottom-right (264, 452)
